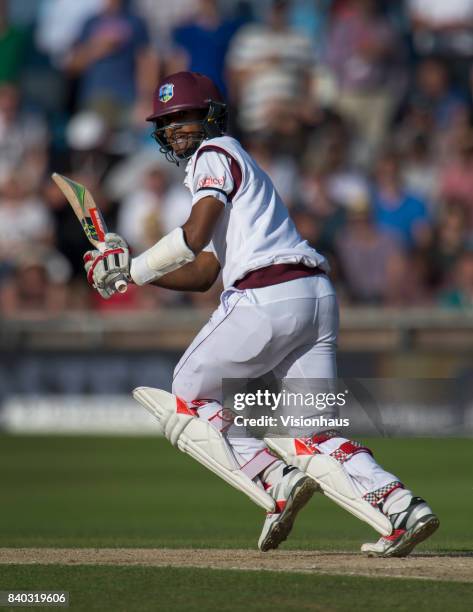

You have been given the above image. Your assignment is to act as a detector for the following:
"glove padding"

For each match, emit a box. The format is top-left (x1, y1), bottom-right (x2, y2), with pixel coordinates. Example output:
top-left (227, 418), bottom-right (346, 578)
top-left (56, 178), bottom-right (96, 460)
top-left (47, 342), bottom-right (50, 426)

top-left (84, 233), bottom-right (131, 299)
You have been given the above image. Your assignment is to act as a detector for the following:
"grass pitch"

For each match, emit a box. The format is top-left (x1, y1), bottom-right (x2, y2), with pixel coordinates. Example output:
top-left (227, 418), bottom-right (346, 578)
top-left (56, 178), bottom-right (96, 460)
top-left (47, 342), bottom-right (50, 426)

top-left (0, 436), bottom-right (471, 611)
top-left (1, 565), bottom-right (473, 612)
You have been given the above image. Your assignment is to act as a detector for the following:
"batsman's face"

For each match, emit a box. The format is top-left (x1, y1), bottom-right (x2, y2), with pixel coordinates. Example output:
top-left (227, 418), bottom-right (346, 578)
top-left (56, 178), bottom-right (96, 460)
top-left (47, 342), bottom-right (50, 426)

top-left (162, 110), bottom-right (205, 156)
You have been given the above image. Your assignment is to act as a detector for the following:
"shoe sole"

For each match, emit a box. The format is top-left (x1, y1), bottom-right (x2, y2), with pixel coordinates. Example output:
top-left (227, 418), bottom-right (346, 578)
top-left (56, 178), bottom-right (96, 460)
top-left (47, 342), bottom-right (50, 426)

top-left (365, 514), bottom-right (440, 558)
top-left (385, 514), bottom-right (440, 558)
top-left (259, 477), bottom-right (318, 552)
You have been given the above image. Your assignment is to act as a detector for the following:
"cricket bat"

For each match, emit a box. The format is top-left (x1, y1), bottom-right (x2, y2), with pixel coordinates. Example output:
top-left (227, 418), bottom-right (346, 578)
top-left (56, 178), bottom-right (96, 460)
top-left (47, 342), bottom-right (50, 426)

top-left (52, 173), bottom-right (128, 293)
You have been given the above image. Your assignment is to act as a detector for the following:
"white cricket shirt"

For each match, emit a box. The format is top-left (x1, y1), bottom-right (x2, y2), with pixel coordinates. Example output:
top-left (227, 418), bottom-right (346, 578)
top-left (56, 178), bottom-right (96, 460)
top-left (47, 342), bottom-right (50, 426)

top-left (184, 136), bottom-right (329, 289)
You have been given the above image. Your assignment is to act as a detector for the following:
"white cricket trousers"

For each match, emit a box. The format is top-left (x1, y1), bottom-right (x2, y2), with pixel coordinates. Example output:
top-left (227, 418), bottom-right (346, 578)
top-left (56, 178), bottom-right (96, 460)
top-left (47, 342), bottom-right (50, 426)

top-left (172, 275), bottom-right (338, 460)
top-left (173, 275), bottom-right (338, 399)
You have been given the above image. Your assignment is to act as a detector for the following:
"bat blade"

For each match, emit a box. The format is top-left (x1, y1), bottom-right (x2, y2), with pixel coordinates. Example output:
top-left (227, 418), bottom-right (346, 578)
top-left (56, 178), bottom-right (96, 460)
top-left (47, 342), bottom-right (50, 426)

top-left (52, 173), bottom-right (107, 248)
top-left (52, 172), bottom-right (127, 294)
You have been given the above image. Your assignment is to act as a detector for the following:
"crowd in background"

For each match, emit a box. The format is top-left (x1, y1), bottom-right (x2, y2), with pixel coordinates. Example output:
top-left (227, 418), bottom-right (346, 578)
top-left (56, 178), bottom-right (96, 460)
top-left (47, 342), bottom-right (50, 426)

top-left (1, 0), bottom-right (473, 315)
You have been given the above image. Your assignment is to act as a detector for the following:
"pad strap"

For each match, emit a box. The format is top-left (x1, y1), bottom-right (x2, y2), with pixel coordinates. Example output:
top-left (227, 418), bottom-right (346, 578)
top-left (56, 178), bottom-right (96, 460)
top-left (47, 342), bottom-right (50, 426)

top-left (330, 441), bottom-right (372, 464)
top-left (240, 449), bottom-right (278, 480)
top-left (364, 481), bottom-right (404, 507)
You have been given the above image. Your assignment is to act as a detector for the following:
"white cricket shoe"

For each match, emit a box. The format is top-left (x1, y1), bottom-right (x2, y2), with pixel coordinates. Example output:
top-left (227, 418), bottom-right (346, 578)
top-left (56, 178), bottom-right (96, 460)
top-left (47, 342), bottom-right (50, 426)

top-left (361, 496), bottom-right (440, 557)
top-left (258, 466), bottom-right (318, 552)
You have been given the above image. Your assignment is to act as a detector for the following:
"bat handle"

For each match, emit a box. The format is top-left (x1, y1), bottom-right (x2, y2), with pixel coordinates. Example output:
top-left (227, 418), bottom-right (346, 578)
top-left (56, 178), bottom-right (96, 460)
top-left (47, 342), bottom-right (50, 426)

top-left (114, 276), bottom-right (128, 293)
top-left (97, 243), bottom-right (128, 293)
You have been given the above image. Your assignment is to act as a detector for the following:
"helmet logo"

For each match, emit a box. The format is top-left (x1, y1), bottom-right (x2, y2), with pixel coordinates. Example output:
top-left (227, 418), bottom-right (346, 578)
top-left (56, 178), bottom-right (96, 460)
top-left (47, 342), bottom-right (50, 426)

top-left (159, 83), bottom-right (174, 103)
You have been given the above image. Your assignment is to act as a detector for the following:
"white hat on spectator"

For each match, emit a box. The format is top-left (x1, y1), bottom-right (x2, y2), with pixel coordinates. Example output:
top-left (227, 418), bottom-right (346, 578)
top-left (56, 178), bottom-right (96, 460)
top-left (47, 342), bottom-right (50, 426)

top-left (66, 111), bottom-right (107, 151)
top-left (328, 175), bottom-right (370, 210)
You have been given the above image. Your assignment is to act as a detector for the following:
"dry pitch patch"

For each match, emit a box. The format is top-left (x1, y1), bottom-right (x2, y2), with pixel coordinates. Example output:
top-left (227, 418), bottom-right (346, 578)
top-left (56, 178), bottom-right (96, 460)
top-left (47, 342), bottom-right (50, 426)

top-left (0, 549), bottom-right (472, 583)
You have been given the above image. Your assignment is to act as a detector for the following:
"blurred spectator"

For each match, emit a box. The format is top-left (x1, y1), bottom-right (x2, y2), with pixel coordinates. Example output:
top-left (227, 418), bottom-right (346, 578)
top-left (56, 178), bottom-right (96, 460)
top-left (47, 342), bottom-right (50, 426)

top-left (399, 57), bottom-right (469, 140)
top-left (324, 0), bottom-right (404, 161)
top-left (0, 0), bottom-right (27, 83)
top-left (287, 0), bottom-right (331, 53)
top-left (303, 121), bottom-right (369, 213)
top-left (407, 0), bottom-right (473, 89)
top-left (33, 1), bottom-right (106, 133)
top-left (291, 206), bottom-right (321, 248)
top-left (65, 110), bottom-right (114, 177)
top-left (0, 170), bottom-right (53, 267)
top-left (226, 0), bottom-right (316, 139)
top-left (371, 149), bottom-right (432, 250)
top-left (425, 202), bottom-right (469, 290)
top-left (244, 134), bottom-right (301, 208)
top-left (35, 0), bottom-right (105, 68)
top-left (0, 247), bottom-right (71, 316)
top-left (438, 129), bottom-right (473, 232)
top-left (169, 0), bottom-right (245, 96)
top-left (334, 200), bottom-right (406, 304)
top-left (297, 116), bottom-right (380, 257)
top-left (400, 134), bottom-right (439, 214)
top-left (438, 247), bottom-right (473, 308)
top-left (297, 157), bottom-right (348, 257)
top-left (0, 83), bottom-right (49, 187)
top-left (65, 0), bottom-right (158, 128)
top-left (116, 156), bottom-right (190, 252)
top-left (132, 0), bottom-right (196, 51)
top-left (290, 203), bottom-right (346, 285)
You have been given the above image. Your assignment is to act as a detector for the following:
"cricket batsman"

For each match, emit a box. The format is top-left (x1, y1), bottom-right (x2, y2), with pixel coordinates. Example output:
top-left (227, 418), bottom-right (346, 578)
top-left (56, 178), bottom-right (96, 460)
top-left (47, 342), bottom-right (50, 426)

top-left (84, 71), bottom-right (439, 556)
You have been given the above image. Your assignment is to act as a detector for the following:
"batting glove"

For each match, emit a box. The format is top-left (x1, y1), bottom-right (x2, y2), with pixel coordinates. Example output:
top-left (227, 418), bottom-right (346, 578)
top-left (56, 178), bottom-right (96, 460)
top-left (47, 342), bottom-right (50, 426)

top-left (83, 233), bottom-right (131, 299)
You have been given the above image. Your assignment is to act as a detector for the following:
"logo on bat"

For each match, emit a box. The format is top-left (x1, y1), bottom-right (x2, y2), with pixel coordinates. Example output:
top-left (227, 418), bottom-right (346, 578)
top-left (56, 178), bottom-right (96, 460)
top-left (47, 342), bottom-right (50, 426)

top-left (81, 217), bottom-right (103, 243)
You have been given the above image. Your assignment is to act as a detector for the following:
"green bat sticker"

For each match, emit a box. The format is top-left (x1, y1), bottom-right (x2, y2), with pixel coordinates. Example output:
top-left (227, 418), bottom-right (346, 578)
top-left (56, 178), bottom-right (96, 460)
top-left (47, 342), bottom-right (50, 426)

top-left (63, 176), bottom-right (86, 216)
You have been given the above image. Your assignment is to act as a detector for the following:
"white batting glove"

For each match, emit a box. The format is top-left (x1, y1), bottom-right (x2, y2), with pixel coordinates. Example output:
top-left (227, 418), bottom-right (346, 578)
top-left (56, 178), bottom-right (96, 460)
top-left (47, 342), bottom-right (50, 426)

top-left (83, 233), bottom-right (131, 299)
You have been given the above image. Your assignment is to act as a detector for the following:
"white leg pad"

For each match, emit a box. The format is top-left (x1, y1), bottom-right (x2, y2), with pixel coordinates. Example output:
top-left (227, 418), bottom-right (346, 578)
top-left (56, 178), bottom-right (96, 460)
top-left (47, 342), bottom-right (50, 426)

top-left (134, 386), bottom-right (276, 512)
top-left (264, 437), bottom-right (392, 536)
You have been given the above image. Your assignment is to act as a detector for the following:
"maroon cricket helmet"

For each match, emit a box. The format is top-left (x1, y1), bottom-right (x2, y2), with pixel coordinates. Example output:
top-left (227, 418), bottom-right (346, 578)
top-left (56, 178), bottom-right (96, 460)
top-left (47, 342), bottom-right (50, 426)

top-left (147, 71), bottom-right (228, 164)
top-left (146, 71), bottom-right (224, 122)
